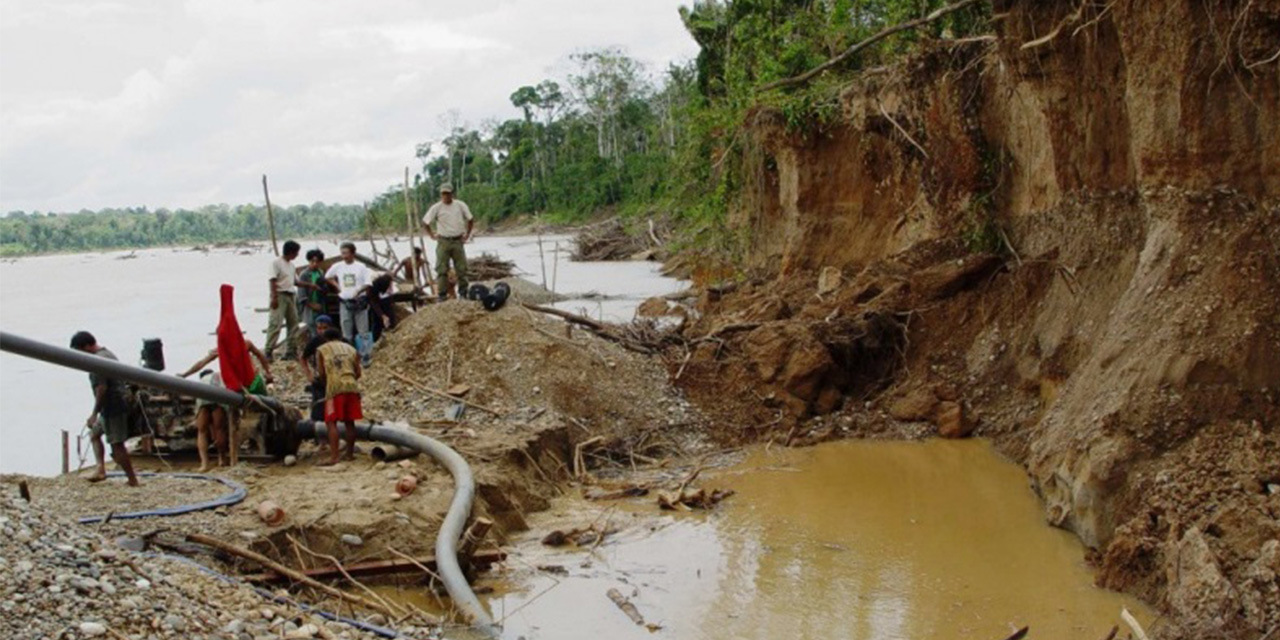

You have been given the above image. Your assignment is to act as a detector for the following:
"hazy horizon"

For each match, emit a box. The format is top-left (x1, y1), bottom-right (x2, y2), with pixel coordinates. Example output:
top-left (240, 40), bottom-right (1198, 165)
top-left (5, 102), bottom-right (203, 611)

top-left (0, 1), bottom-right (699, 214)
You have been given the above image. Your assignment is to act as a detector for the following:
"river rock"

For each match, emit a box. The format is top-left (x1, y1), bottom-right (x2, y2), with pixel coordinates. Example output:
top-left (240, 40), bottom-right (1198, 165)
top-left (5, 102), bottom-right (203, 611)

top-left (79, 622), bottom-right (107, 636)
top-left (888, 387), bottom-right (938, 421)
top-left (742, 323), bottom-right (835, 410)
top-left (1166, 527), bottom-right (1238, 633)
top-left (935, 402), bottom-right (973, 438)
top-left (817, 266), bottom-right (843, 295)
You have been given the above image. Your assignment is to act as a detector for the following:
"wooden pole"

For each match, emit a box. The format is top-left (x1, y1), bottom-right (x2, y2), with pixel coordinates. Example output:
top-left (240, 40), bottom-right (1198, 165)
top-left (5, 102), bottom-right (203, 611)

top-left (61, 430), bottom-right (69, 475)
top-left (415, 185), bottom-right (432, 296)
top-left (262, 175), bottom-right (280, 257)
top-left (402, 168), bottom-right (420, 309)
top-left (537, 232), bottom-right (548, 289)
top-left (552, 241), bottom-right (560, 296)
top-left (364, 204), bottom-right (377, 257)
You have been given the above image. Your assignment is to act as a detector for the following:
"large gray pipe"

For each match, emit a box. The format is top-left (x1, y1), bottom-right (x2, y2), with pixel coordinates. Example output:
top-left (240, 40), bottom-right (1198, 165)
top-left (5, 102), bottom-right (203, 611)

top-left (298, 420), bottom-right (496, 630)
top-left (0, 331), bottom-right (277, 411)
top-left (0, 330), bottom-right (496, 631)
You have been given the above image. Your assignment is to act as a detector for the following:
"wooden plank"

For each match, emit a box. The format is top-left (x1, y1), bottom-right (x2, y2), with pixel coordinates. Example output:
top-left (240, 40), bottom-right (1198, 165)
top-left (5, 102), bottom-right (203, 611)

top-left (242, 549), bottom-right (507, 583)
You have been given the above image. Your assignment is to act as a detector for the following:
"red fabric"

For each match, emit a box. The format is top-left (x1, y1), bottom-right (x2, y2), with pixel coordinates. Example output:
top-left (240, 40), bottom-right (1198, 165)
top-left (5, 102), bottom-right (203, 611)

top-left (216, 284), bottom-right (256, 393)
top-left (325, 393), bottom-right (363, 422)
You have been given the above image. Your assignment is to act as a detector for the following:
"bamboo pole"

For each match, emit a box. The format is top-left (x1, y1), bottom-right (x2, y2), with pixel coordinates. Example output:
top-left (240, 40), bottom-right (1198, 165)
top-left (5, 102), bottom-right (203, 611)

top-left (262, 175), bottom-right (280, 257)
top-left (402, 168), bottom-right (418, 292)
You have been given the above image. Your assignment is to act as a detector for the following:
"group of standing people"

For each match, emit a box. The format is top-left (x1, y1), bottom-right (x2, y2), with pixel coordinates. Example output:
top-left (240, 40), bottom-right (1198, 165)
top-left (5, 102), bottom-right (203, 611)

top-left (74, 183), bottom-right (477, 479)
top-left (270, 183), bottom-right (474, 464)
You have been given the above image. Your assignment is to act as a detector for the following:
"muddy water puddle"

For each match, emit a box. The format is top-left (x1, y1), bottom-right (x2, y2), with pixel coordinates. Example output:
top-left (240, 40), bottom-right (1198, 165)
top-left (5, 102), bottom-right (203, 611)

top-left (381, 439), bottom-right (1155, 639)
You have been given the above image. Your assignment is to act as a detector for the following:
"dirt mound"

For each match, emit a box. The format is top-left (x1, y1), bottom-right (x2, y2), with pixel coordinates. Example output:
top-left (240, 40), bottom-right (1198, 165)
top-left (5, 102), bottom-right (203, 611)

top-left (363, 298), bottom-right (692, 436)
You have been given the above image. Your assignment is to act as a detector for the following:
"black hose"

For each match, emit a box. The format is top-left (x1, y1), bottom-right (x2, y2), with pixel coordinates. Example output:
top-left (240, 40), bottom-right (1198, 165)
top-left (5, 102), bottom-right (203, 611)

top-left (76, 472), bottom-right (247, 524)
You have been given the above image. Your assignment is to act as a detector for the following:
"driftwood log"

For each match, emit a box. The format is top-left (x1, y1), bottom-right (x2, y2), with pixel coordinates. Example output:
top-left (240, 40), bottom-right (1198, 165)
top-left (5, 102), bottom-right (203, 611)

top-left (186, 532), bottom-right (401, 620)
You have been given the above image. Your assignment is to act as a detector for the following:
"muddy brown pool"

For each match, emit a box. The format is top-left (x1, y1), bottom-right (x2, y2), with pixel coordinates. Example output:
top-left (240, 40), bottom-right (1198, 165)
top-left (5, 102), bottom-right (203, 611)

top-left (384, 439), bottom-right (1156, 639)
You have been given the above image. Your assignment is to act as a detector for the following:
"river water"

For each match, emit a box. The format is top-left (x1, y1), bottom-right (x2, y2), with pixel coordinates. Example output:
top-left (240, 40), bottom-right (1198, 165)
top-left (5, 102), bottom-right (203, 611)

top-left (392, 440), bottom-right (1155, 640)
top-left (1, 240), bottom-right (1157, 638)
top-left (0, 236), bottom-right (684, 476)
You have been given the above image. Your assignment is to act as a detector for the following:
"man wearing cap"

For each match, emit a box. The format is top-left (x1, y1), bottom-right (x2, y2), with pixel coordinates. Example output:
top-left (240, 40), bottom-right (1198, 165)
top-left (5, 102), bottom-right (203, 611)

top-left (422, 183), bottom-right (474, 302)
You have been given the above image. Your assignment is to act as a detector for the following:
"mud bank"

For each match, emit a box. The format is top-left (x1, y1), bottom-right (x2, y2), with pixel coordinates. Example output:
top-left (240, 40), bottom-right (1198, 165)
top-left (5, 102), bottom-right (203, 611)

top-left (672, 1), bottom-right (1279, 637)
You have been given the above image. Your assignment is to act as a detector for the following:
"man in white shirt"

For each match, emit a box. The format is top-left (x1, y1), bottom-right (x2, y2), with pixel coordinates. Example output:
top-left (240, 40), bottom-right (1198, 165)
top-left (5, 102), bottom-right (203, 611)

top-left (264, 240), bottom-right (301, 361)
top-left (422, 183), bottom-right (474, 302)
top-left (324, 242), bottom-right (373, 342)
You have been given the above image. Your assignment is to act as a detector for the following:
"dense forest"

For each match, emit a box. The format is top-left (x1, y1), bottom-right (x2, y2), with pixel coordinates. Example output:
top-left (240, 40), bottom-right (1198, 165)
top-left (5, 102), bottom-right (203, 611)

top-left (4, 0), bottom-right (986, 256)
top-left (0, 203), bottom-right (364, 256)
top-left (368, 0), bottom-right (989, 247)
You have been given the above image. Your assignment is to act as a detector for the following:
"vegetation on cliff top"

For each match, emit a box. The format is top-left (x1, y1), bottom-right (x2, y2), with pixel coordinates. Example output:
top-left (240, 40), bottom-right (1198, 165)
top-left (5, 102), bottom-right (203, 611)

top-left (368, 0), bottom-right (990, 241)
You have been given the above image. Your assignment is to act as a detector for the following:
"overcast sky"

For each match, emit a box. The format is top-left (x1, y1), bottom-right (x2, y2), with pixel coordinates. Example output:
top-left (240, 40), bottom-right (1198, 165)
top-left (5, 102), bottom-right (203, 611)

top-left (0, 0), bottom-right (699, 213)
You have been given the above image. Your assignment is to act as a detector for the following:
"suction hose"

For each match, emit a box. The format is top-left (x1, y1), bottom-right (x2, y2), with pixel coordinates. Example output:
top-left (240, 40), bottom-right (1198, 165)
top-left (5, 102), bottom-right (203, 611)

top-left (0, 331), bottom-right (278, 411)
top-left (0, 331), bottom-right (496, 632)
top-left (299, 420), bottom-right (496, 630)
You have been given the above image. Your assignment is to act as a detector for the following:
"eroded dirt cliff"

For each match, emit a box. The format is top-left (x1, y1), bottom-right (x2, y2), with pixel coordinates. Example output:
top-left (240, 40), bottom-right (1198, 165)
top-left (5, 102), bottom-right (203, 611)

top-left (677, 1), bottom-right (1279, 637)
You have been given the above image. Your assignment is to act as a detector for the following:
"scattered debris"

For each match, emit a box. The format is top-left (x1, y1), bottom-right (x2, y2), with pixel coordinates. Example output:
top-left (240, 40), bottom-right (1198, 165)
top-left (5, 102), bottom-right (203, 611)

top-left (573, 218), bottom-right (663, 262)
top-left (256, 501), bottom-right (285, 526)
top-left (606, 588), bottom-right (656, 629)
top-left (469, 252), bottom-right (517, 280)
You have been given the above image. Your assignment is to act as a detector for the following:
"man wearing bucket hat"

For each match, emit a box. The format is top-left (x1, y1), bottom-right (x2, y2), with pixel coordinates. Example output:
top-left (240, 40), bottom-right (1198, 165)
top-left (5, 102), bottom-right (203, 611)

top-left (422, 183), bottom-right (474, 302)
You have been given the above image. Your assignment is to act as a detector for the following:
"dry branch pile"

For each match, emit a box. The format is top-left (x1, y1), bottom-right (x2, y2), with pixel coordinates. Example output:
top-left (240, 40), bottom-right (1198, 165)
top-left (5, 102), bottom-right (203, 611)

top-left (468, 252), bottom-right (517, 281)
top-left (572, 218), bottom-right (652, 261)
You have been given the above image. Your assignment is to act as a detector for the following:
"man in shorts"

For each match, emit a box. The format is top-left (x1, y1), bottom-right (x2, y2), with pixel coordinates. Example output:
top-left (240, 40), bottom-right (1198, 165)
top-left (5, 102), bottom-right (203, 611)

top-left (298, 315), bottom-right (341, 423)
top-left (316, 327), bottom-right (363, 465)
top-left (179, 339), bottom-right (274, 466)
top-left (71, 331), bottom-right (140, 486)
top-left (188, 370), bottom-right (230, 472)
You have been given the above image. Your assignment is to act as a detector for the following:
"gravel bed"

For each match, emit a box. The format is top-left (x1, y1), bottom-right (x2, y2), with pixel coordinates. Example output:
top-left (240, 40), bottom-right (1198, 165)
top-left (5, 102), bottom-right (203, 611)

top-left (0, 482), bottom-right (442, 639)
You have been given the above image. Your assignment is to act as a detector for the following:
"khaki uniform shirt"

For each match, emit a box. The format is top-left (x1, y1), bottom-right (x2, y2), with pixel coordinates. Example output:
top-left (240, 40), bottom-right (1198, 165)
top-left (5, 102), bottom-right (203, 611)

top-left (423, 200), bottom-right (474, 238)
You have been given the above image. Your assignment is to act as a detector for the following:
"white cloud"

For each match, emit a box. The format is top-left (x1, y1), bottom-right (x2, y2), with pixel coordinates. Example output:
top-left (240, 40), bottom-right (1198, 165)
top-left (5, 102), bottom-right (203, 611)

top-left (0, 0), bottom-right (699, 213)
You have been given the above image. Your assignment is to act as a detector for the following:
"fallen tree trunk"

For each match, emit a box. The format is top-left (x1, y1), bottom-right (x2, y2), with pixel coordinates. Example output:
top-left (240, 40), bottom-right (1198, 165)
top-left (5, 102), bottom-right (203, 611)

top-left (521, 303), bottom-right (607, 332)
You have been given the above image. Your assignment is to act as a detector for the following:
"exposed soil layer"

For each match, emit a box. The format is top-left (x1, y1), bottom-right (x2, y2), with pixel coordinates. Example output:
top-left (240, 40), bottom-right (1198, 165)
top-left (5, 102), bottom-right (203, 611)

top-left (671, 1), bottom-right (1280, 637)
